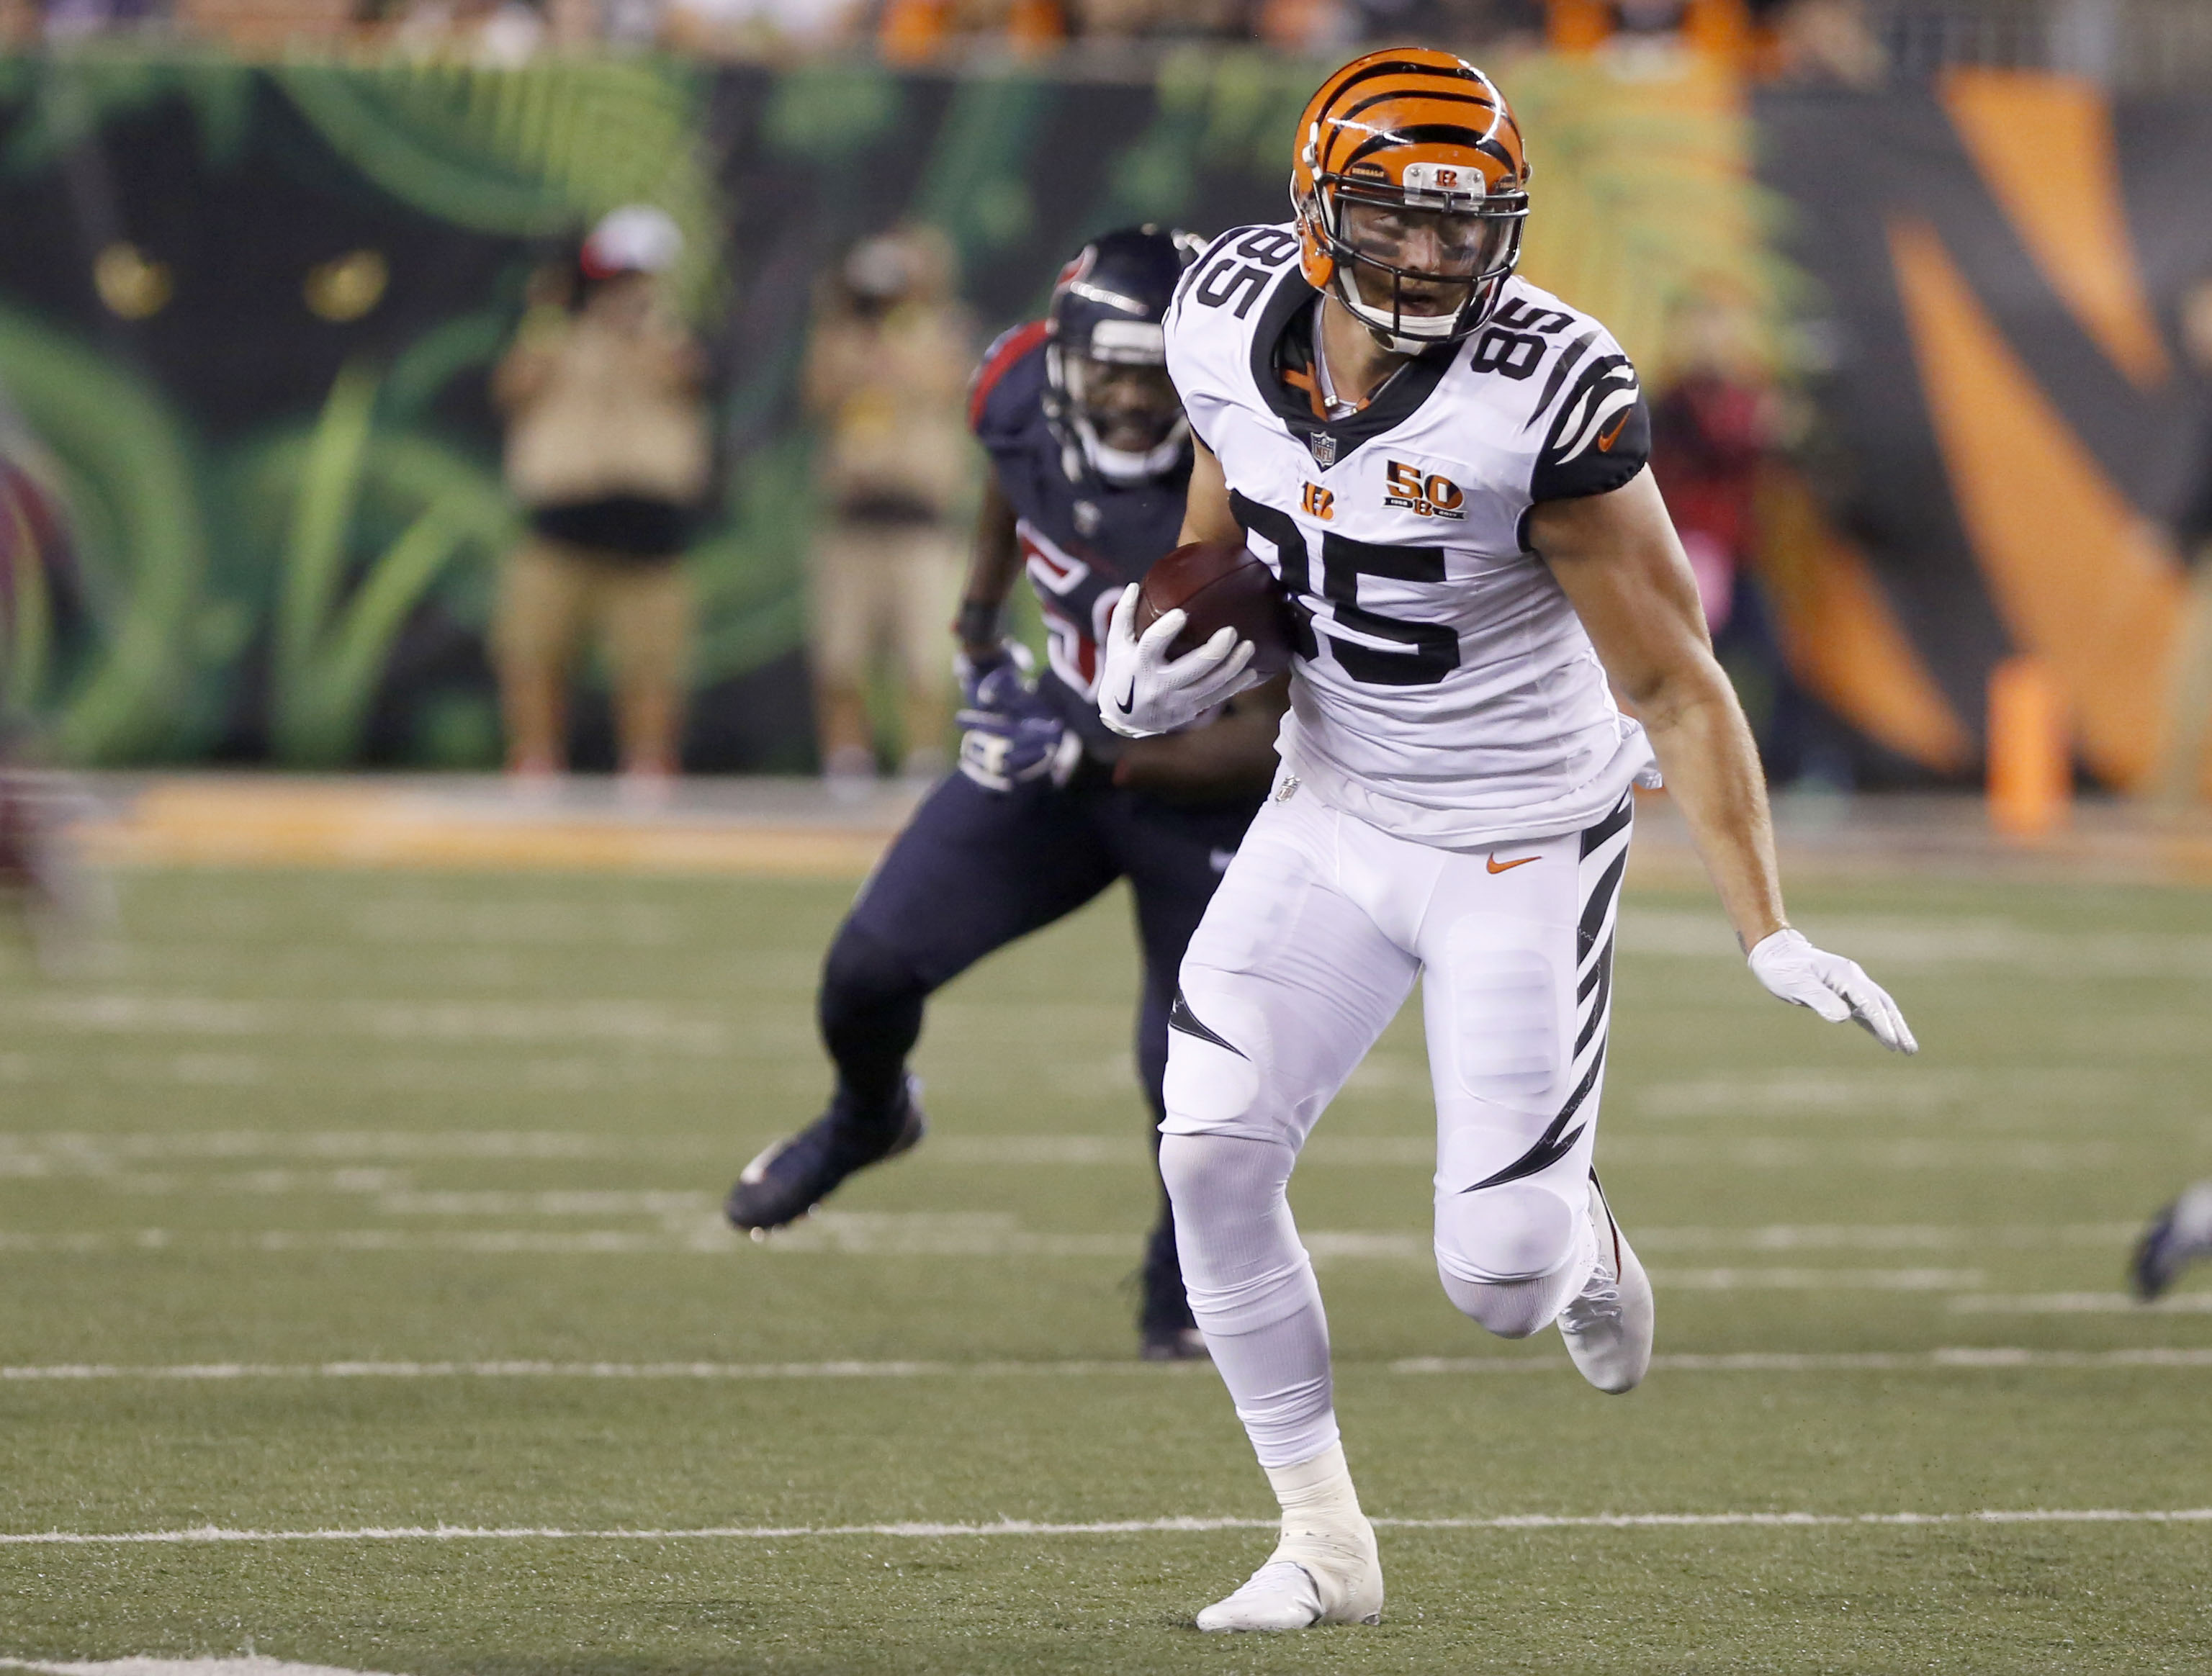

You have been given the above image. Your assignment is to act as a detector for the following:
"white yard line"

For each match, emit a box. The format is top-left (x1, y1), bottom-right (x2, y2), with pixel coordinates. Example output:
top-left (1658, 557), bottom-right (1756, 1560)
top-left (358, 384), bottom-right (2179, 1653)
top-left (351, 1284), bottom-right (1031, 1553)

top-left (4, 1509), bottom-right (2210, 1547)
top-left (0, 1132), bottom-right (629, 1163)
top-left (1403, 1348), bottom-right (2212, 1372)
top-left (0, 1359), bottom-right (1199, 1382)
top-left (1950, 1292), bottom-right (2212, 1314)
top-left (1651, 1267), bottom-right (1987, 1290)
top-left (0, 1229), bottom-right (2026, 1275)
top-left (21, 996), bottom-right (734, 1053)
top-left (1617, 908), bottom-right (2212, 978)
top-left (0, 1127), bottom-right (2188, 1174)
top-left (6, 1348), bottom-right (2211, 1382)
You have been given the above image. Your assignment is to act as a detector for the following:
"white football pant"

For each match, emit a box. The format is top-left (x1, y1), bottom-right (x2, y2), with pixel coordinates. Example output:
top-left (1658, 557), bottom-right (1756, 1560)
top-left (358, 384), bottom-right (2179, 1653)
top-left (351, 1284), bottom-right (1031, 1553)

top-left (1158, 779), bottom-right (1631, 1466)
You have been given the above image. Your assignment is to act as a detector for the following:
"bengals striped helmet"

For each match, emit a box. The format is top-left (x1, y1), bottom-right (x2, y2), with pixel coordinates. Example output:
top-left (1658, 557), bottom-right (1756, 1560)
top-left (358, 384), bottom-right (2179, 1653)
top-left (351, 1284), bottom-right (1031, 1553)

top-left (1291, 48), bottom-right (1531, 355)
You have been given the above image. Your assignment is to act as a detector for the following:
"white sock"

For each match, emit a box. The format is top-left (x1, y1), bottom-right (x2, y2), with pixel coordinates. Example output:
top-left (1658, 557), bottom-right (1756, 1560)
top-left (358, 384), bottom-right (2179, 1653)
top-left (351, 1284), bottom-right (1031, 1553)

top-left (1261, 1441), bottom-right (1380, 1622)
top-left (1267, 1440), bottom-right (1364, 1537)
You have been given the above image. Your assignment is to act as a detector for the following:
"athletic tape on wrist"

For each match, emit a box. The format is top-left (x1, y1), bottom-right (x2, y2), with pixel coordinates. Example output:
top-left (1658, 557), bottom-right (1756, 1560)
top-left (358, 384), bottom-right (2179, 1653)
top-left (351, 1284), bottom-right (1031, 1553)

top-left (953, 599), bottom-right (1002, 654)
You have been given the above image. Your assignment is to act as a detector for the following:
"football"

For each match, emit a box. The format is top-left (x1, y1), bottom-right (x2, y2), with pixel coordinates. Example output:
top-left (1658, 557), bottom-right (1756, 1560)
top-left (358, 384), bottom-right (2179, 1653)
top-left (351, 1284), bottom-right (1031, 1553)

top-left (1133, 539), bottom-right (1298, 677)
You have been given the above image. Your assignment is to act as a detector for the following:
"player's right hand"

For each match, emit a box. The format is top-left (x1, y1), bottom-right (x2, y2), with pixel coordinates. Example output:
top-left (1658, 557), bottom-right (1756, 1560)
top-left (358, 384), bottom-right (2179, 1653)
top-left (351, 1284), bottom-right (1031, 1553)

top-left (1098, 584), bottom-right (1259, 740)
top-left (1747, 929), bottom-right (1917, 1054)
top-left (954, 644), bottom-right (1079, 793)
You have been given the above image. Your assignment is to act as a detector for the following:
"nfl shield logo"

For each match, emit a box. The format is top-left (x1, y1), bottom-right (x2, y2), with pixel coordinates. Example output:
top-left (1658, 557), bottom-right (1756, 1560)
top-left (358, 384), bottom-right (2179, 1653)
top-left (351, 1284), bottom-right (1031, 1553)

top-left (1307, 431), bottom-right (1338, 469)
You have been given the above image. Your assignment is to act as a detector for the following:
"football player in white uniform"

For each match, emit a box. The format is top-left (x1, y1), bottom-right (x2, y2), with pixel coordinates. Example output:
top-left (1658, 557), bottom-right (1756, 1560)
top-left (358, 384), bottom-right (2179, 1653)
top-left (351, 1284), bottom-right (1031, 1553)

top-left (1096, 49), bottom-right (1917, 1633)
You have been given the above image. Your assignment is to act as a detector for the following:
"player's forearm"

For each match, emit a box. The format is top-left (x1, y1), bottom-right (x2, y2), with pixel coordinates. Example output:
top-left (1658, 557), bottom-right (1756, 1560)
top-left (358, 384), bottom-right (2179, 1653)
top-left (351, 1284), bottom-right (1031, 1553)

top-left (955, 480), bottom-right (1023, 657)
top-left (1112, 675), bottom-right (1287, 799)
top-left (1179, 441), bottom-right (1244, 546)
top-left (1636, 662), bottom-right (1788, 952)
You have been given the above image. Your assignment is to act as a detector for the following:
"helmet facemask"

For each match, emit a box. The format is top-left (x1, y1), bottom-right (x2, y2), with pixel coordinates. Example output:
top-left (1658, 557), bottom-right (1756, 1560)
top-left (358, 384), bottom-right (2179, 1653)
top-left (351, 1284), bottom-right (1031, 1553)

top-left (1048, 317), bottom-right (1189, 485)
top-left (1304, 165), bottom-right (1526, 356)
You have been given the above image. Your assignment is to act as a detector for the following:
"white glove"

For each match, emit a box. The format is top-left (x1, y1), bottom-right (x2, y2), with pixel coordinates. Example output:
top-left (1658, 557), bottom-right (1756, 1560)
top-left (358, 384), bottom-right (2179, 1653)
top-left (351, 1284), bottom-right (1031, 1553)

top-left (1097, 583), bottom-right (1259, 739)
top-left (1748, 928), bottom-right (1917, 1054)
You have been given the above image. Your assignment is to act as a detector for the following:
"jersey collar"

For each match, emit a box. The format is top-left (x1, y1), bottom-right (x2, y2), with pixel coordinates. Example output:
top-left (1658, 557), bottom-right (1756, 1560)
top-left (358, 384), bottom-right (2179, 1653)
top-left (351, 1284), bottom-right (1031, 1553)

top-left (1249, 266), bottom-right (1457, 469)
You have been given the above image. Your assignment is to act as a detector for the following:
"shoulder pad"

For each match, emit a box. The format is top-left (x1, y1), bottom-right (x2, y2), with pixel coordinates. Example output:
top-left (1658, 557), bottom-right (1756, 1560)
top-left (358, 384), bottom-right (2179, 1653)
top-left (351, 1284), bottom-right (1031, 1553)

top-left (1462, 292), bottom-right (1649, 502)
top-left (968, 320), bottom-right (1050, 438)
top-left (1529, 348), bottom-right (1647, 503)
top-left (1172, 227), bottom-right (1249, 308)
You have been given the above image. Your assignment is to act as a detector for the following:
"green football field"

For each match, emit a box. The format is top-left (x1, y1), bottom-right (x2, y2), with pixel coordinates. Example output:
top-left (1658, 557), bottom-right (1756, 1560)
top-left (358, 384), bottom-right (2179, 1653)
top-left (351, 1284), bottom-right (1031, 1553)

top-left (3, 859), bottom-right (2211, 1673)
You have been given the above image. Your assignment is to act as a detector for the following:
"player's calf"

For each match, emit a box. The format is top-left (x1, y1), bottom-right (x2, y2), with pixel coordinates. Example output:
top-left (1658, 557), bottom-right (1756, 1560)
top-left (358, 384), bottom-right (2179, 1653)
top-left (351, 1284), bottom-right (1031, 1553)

top-left (817, 920), bottom-right (930, 1117)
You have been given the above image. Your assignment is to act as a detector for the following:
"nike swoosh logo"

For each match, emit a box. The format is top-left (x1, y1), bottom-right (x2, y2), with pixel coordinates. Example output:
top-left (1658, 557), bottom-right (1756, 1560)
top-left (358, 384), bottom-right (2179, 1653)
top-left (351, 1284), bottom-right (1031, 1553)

top-left (1486, 854), bottom-right (1539, 874)
top-left (1596, 412), bottom-right (1629, 453)
top-left (1116, 676), bottom-right (1137, 713)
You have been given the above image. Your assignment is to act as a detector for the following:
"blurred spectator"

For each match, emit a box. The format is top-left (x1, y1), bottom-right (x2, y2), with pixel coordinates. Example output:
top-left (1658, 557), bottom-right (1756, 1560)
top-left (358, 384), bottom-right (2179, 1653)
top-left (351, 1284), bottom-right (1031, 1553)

top-left (804, 225), bottom-right (974, 788)
top-left (1256, 0), bottom-right (1350, 53)
top-left (1761, 0), bottom-right (1881, 86)
top-left (1346, 0), bottom-right (1543, 52)
top-left (1650, 299), bottom-right (1840, 782)
top-left (662, 0), bottom-right (857, 54)
top-left (0, 407), bottom-right (103, 970)
top-left (35, 0), bottom-right (163, 32)
top-left (1614, 0), bottom-right (1683, 32)
top-left (387, 0), bottom-right (550, 58)
top-left (1065, 0), bottom-right (1240, 37)
top-left (491, 206), bottom-right (710, 795)
top-left (1650, 302), bottom-right (1773, 636)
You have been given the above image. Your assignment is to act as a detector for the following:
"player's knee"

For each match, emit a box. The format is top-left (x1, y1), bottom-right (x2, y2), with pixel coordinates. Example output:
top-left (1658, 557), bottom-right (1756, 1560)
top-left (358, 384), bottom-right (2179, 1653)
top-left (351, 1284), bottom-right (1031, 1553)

top-left (818, 920), bottom-right (926, 1045)
top-left (1157, 1132), bottom-right (1312, 1331)
top-left (1157, 1130), bottom-right (1277, 1220)
top-left (1434, 1182), bottom-right (1578, 1289)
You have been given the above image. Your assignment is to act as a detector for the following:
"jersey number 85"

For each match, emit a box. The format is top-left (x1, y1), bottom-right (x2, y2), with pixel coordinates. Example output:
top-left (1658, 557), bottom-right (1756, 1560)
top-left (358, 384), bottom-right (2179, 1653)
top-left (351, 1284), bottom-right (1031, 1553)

top-left (1232, 490), bottom-right (1460, 688)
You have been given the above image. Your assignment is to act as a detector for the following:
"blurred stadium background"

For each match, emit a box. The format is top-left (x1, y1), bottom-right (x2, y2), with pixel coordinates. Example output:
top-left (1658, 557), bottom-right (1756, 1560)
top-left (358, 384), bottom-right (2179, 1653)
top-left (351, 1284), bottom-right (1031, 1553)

top-left (4, 4), bottom-right (2212, 1672)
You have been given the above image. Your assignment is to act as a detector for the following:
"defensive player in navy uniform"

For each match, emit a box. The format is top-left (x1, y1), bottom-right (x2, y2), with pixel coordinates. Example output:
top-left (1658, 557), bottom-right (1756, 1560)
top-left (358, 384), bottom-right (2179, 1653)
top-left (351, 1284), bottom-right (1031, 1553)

top-left (1094, 52), bottom-right (1917, 1628)
top-left (727, 227), bottom-right (1289, 1359)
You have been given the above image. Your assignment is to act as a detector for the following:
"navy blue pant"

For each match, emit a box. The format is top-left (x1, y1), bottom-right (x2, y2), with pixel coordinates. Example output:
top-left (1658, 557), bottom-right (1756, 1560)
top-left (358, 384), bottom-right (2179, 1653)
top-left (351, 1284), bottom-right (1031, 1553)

top-left (819, 767), bottom-right (1261, 1328)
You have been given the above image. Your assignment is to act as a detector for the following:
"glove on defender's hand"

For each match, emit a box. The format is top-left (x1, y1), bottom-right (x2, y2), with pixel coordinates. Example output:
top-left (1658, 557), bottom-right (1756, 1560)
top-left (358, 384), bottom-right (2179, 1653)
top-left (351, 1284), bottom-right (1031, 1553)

top-left (1097, 583), bottom-right (1259, 739)
top-left (954, 643), bottom-right (1081, 793)
top-left (1748, 929), bottom-right (1917, 1054)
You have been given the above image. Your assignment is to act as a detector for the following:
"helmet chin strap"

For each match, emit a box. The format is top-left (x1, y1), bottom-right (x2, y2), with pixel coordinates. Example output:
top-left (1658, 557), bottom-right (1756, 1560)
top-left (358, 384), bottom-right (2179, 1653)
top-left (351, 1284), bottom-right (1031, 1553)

top-left (1074, 413), bottom-right (1188, 485)
top-left (1332, 263), bottom-right (1471, 359)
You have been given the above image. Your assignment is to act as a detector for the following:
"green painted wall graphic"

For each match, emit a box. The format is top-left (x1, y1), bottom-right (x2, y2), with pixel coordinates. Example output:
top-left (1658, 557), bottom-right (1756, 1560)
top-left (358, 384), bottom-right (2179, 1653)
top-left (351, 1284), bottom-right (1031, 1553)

top-left (0, 49), bottom-right (1803, 773)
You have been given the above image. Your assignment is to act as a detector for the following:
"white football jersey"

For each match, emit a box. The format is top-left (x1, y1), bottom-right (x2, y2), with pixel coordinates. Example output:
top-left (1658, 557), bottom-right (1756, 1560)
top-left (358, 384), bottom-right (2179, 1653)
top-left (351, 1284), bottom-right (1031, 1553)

top-left (1164, 222), bottom-right (1659, 847)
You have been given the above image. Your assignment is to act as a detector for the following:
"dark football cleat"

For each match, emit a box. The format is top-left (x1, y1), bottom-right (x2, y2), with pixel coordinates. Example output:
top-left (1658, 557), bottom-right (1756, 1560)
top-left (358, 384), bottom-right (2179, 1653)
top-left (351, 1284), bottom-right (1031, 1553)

top-left (2131, 1183), bottom-right (2212, 1302)
top-left (726, 1076), bottom-right (927, 1233)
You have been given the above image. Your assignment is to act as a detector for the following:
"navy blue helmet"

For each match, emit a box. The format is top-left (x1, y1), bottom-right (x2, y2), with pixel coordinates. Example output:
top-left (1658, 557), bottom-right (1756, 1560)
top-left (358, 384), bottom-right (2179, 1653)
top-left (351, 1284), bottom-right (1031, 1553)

top-left (1043, 225), bottom-right (1207, 486)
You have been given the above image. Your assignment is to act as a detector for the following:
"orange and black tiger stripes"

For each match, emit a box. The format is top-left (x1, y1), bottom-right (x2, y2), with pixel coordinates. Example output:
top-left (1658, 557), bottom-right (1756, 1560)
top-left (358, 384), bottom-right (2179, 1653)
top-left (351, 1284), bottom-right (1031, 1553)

top-left (1308, 60), bottom-right (1524, 186)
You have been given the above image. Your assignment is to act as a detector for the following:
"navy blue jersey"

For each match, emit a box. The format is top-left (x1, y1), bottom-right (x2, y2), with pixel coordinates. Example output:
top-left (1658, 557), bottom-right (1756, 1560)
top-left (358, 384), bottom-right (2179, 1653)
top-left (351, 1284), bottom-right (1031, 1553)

top-left (969, 322), bottom-right (1191, 747)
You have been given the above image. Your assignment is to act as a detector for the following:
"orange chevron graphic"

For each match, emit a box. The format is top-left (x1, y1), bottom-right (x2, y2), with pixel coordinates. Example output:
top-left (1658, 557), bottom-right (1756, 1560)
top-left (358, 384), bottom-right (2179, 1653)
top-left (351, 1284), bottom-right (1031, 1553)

top-left (1887, 215), bottom-right (2189, 790)
top-left (1753, 467), bottom-right (1972, 774)
top-left (1941, 69), bottom-right (2170, 389)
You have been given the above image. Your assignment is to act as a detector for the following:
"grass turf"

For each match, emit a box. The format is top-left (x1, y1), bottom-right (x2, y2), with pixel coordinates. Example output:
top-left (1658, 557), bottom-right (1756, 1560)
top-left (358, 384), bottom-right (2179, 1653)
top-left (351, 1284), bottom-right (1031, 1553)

top-left (2, 862), bottom-right (2211, 1672)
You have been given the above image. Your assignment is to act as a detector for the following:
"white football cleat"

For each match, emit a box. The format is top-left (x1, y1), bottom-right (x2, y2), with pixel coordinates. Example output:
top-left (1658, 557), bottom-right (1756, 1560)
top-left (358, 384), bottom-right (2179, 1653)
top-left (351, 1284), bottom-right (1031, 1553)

top-left (1195, 1560), bottom-right (1323, 1632)
top-left (1557, 1172), bottom-right (1654, 1394)
top-left (1195, 1514), bottom-right (1382, 1632)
